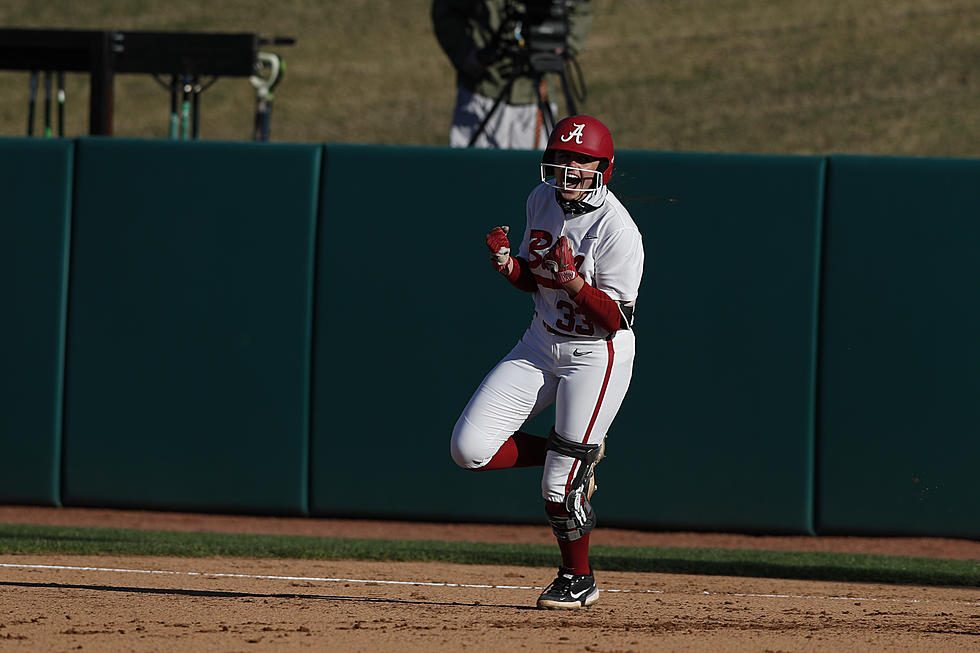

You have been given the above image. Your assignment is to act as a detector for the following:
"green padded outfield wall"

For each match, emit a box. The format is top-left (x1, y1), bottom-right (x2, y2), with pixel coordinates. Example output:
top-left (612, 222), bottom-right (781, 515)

top-left (817, 155), bottom-right (980, 538)
top-left (310, 144), bottom-right (553, 523)
top-left (604, 152), bottom-right (824, 533)
top-left (2, 139), bottom-right (975, 538)
top-left (0, 139), bottom-right (74, 504)
top-left (311, 146), bottom-right (824, 533)
top-left (62, 139), bottom-right (320, 514)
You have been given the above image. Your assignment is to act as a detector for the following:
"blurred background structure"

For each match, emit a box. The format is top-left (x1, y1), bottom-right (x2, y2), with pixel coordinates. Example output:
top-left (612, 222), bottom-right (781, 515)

top-left (0, 0), bottom-right (977, 155)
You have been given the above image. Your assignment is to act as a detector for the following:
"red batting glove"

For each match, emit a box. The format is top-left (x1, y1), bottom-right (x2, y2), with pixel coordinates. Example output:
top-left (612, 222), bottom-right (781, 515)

top-left (543, 236), bottom-right (578, 284)
top-left (485, 226), bottom-right (511, 272)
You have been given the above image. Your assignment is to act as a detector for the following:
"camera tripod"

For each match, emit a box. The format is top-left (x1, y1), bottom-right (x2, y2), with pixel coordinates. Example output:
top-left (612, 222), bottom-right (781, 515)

top-left (466, 51), bottom-right (579, 149)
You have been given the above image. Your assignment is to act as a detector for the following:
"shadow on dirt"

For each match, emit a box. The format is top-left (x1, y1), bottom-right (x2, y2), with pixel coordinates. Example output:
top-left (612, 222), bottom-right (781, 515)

top-left (0, 580), bottom-right (537, 610)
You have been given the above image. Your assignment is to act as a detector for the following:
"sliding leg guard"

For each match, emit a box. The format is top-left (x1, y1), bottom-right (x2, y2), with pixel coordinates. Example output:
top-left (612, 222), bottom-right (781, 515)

top-left (545, 428), bottom-right (603, 541)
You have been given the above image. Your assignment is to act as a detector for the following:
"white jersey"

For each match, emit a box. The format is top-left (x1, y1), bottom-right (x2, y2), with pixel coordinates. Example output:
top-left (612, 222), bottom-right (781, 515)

top-left (518, 183), bottom-right (644, 338)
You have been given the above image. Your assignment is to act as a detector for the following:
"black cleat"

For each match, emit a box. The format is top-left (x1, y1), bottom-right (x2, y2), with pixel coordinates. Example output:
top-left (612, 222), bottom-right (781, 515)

top-left (537, 567), bottom-right (599, 609)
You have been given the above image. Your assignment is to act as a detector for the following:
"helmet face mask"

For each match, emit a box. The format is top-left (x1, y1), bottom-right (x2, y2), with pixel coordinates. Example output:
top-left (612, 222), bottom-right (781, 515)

top-left (540, 162), bottom-right (604, 192)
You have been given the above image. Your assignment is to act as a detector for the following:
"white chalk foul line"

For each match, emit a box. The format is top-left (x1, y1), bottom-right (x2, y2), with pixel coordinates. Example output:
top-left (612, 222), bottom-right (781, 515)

top-left (0, 562), bottom-right (666, 594)
top-left (0, 562), bottom-right (544, 590)
top-left (1, 563), bottom-right (977, 606)
top-left (726, 591), bottom-right (980, 607)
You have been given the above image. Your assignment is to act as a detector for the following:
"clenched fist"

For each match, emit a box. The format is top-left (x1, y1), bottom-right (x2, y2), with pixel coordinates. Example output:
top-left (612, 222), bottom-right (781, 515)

top-left (543, 236), bottom-right (578, 284)
top-left (485, 225), bottom-right (511, 272)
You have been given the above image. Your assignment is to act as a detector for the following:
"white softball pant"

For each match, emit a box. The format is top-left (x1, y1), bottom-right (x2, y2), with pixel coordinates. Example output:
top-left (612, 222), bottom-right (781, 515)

top-left (451, 321), bottom-right (636, 503)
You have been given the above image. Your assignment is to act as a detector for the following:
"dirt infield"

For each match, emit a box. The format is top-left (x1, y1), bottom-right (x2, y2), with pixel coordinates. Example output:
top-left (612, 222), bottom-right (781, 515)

top-left (1, 507), bottom-right (978, 651)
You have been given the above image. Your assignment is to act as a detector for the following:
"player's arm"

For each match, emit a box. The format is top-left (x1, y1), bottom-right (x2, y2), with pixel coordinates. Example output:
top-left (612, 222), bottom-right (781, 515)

top-left (543, 236), bottom-right (628, 333)
top-left (486, 226), bottom-right (537, 292)
top-left (570, 283), bottom-right (629, 332)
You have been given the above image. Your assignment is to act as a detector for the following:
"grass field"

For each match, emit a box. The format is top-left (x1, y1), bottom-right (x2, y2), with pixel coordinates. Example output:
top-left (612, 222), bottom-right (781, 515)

top-left (1, 0), bottom-right (977, 155)
top-left (2, 523), bottom-right (978, 588)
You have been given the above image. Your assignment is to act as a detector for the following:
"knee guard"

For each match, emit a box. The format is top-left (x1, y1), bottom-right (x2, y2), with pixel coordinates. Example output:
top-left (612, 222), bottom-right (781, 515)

top-left (545, 428), bottom-right (602, 541)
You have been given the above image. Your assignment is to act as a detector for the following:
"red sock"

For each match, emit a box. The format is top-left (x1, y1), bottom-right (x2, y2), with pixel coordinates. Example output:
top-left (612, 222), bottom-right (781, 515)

top-left (545, 500), bottom-right (592, 575)
top-left (479, 431), bottom-right (548, 470)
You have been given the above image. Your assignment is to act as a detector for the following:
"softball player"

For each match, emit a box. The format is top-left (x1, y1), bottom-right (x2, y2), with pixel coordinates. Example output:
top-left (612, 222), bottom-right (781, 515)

top-left (451, 115), bottom-right (644, 609)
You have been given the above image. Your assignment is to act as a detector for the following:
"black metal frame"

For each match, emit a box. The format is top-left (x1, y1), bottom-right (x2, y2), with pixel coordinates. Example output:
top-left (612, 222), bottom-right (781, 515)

top-left (0, 28), bottom-right (288, 136)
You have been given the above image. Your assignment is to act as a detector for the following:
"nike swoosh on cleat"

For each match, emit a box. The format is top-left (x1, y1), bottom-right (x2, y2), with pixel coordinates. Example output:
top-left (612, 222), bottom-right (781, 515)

top-left (573, 349), bottom-right (589, 356)
top-left (569, 587), bottom-right (590, 599)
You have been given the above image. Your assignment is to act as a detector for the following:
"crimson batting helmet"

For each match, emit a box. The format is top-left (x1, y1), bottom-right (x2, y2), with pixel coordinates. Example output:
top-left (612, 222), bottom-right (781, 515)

top-left (541, 115), bottom-right (615, 187)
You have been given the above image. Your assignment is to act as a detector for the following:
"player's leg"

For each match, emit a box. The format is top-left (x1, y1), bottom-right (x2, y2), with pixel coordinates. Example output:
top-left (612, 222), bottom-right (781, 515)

top-left (549, 331), bottom-right (636, 495)
top-left (475, 427), bottom-right (550, 470)
top-left (451, 336), bottom-right (558, 471)
top-left (537, 440), bottom-right (602, 610)
top-left (537, 330), bottom-right (636, 609)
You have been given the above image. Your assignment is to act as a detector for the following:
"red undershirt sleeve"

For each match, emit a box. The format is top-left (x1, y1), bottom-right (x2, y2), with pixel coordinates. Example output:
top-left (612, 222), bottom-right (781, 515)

top-left (503, 256), bottom-right (538, 293)
top-left (571, 281), bottom-right (626, 333)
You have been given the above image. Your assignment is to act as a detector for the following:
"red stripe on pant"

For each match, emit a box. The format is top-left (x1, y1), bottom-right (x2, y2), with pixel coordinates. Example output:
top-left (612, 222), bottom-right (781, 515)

top-left (563, 338), bottom-right (615, 494)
